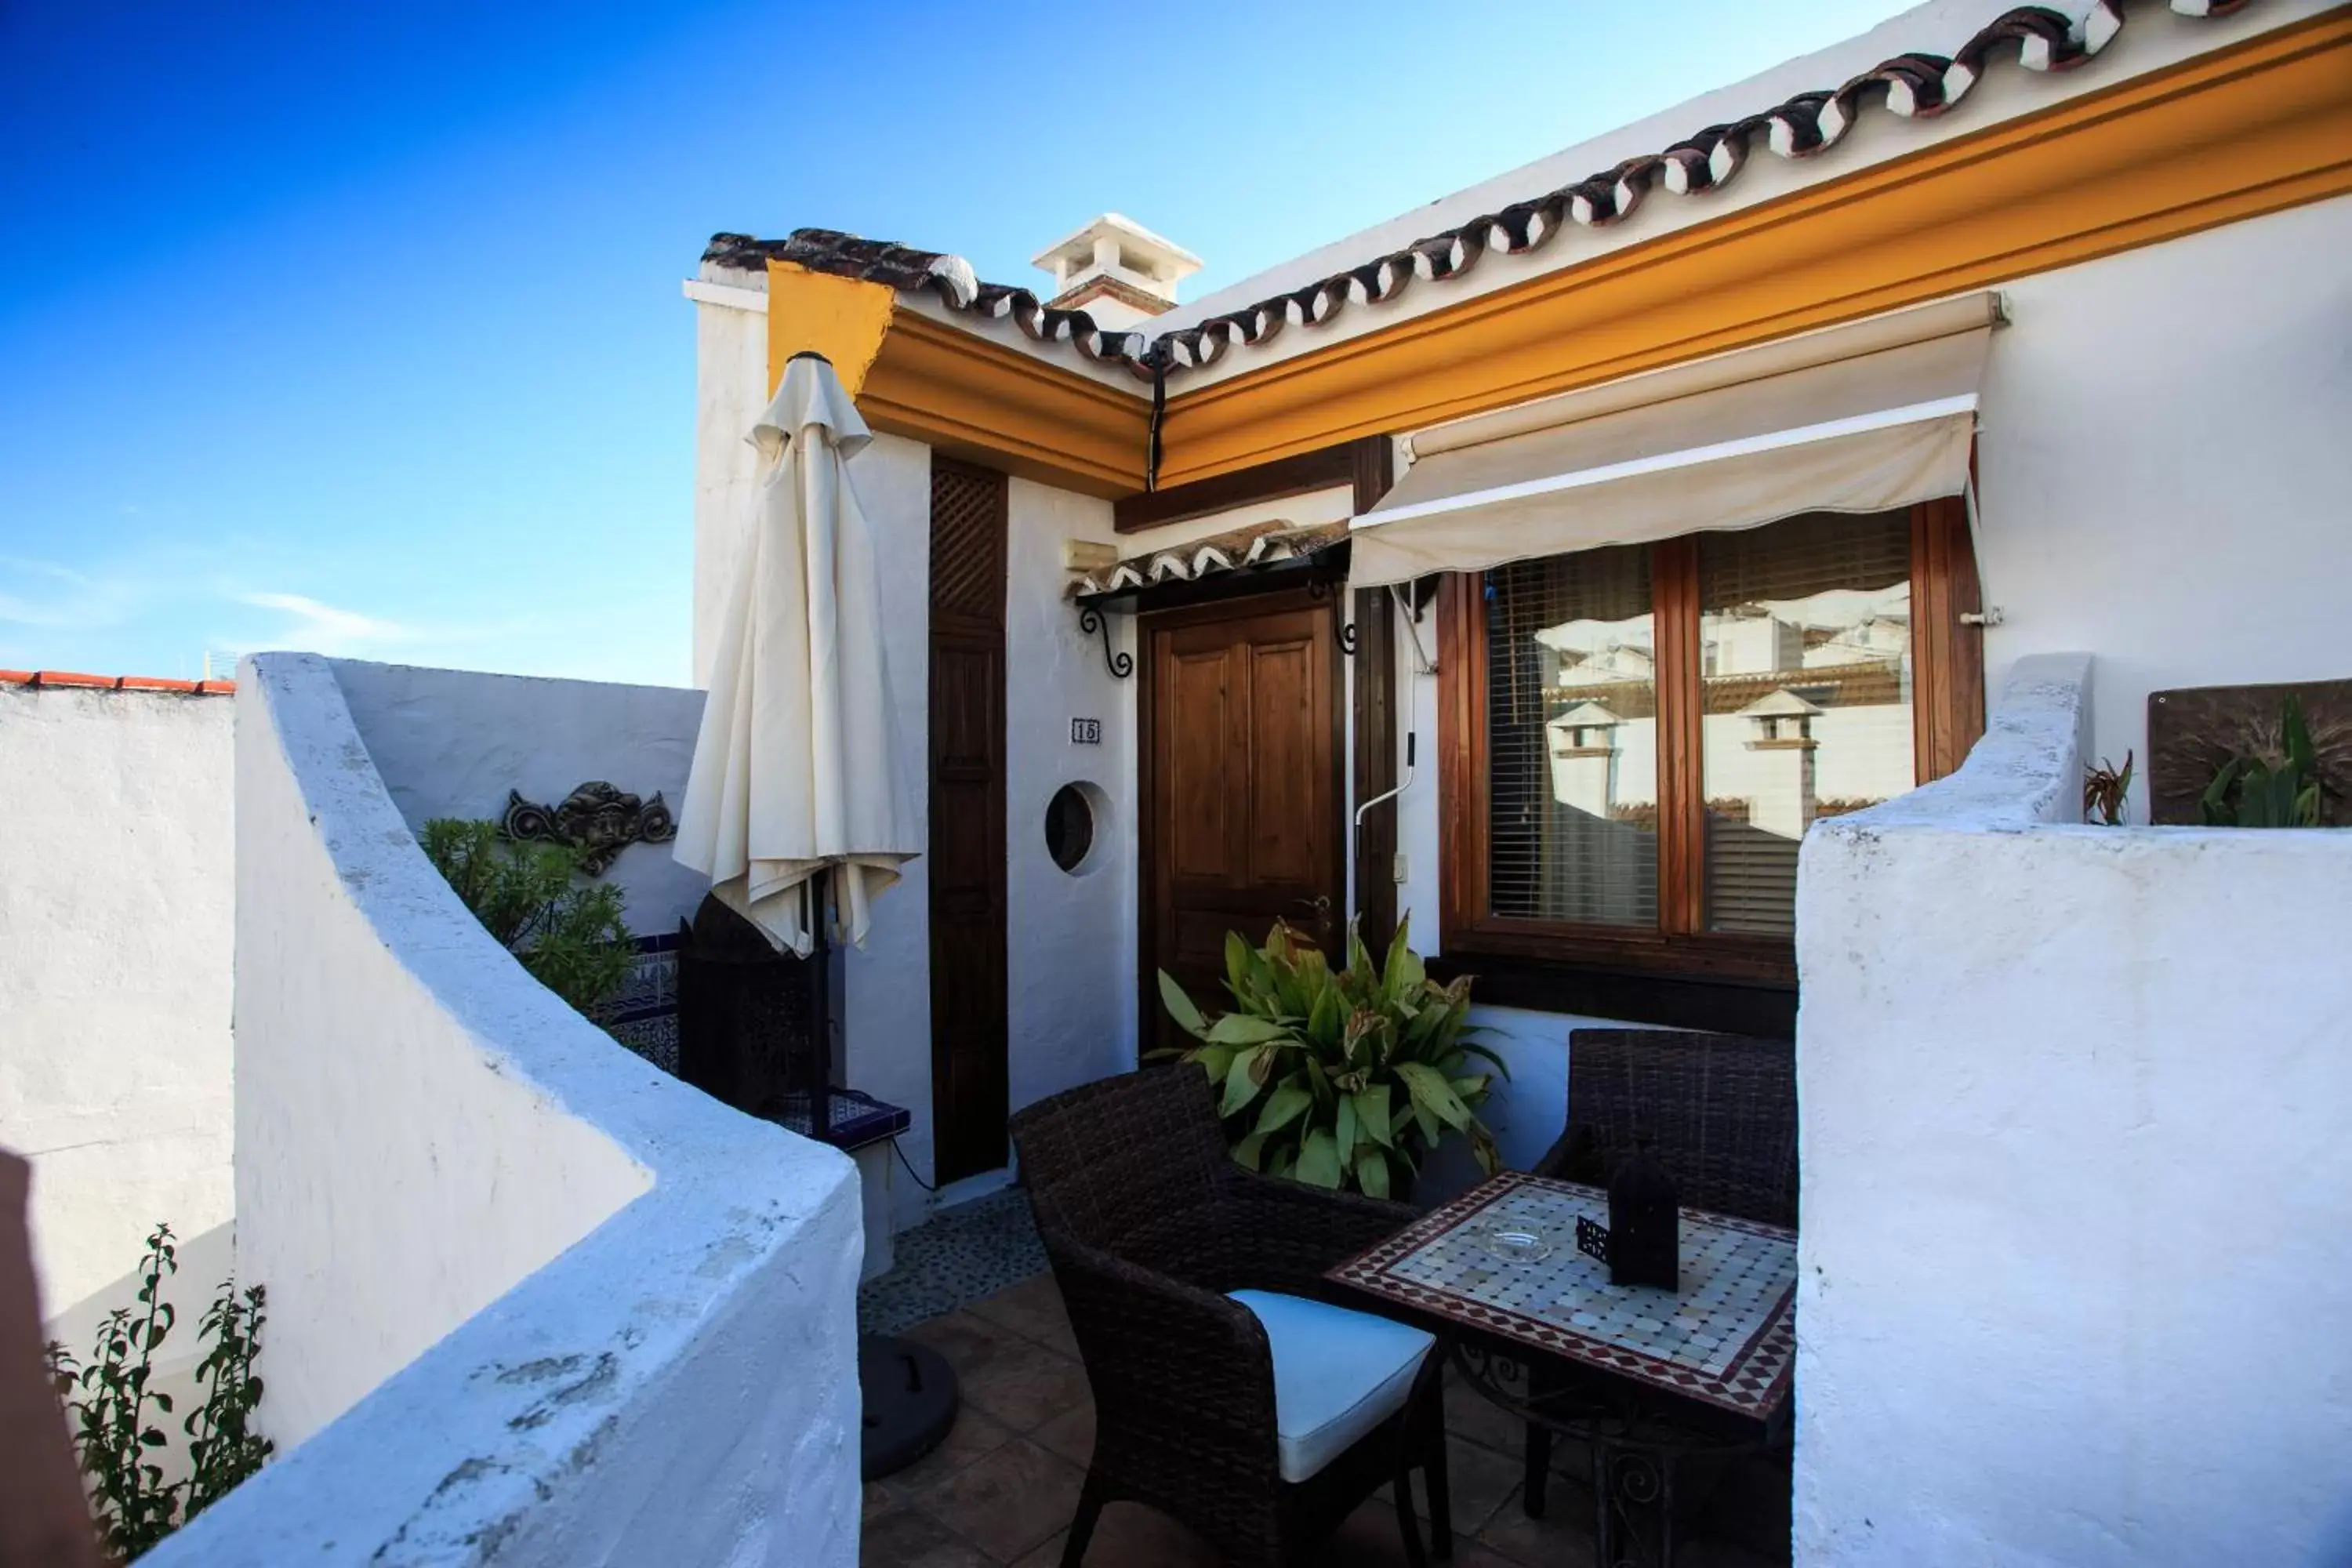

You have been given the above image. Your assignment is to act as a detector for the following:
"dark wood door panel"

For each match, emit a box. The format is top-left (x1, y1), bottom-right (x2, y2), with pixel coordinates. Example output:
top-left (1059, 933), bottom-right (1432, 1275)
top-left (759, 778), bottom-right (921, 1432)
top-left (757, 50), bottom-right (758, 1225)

top-left (1142, 590), bottom-right (1343, 1054)
top-left (928, 458), bottom-right (1008, 1182)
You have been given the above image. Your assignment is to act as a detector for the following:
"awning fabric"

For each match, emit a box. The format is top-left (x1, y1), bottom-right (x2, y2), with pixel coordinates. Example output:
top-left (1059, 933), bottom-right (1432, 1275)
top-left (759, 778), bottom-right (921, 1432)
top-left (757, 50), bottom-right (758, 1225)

top-left (1348, 293), bottom-right (1997, 588)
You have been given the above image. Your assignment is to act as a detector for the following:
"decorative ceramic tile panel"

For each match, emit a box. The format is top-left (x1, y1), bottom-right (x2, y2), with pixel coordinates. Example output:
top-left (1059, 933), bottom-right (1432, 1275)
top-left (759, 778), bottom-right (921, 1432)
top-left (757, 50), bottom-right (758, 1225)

top-left (1331, 1171), bottom-right (1795, 1418)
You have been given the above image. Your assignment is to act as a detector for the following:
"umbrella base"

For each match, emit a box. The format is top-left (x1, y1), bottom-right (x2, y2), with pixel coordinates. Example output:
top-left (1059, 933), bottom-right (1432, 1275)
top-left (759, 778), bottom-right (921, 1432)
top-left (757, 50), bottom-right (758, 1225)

top-left (860, 1334), bottom-right (960, 1480)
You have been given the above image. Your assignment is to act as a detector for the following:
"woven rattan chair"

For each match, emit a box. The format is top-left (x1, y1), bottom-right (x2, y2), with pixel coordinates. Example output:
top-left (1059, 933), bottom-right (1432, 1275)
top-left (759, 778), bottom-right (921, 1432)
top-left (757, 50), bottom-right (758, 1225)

top-left (1521, 1028), bottom-right (1798, 1516)
top-left (1010, 1067), bottom-right (1452, 1568)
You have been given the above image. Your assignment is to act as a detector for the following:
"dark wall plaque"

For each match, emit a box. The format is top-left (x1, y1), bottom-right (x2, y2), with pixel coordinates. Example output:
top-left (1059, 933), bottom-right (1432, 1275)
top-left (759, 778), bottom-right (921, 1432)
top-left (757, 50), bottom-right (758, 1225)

top-left (2146, 679), bottom-right (2352, 826)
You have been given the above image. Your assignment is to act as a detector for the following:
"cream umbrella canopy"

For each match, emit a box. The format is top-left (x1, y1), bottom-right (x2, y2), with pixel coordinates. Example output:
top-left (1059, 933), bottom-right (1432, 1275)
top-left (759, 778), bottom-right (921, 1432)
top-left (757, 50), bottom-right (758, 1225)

top-left (673, 351), bottom-right (918, 956)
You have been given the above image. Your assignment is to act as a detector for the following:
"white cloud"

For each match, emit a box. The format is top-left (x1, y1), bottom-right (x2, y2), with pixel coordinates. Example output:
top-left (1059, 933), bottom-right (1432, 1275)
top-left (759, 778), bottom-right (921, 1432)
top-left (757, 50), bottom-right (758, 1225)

top-left (237, 590), bottom-right (414, 654)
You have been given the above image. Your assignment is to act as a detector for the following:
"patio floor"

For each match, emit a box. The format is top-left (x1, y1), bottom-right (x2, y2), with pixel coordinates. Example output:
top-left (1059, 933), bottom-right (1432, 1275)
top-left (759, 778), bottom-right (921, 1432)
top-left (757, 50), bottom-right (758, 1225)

top-left (862, 1269), bottom-right (1791, 1567)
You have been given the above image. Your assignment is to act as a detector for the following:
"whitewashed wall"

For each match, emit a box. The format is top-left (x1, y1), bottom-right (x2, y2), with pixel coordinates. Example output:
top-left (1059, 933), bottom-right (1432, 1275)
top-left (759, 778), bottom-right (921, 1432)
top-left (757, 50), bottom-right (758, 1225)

top-left (170, 652), bottom-right (861, 1566)
top-left (1976, 193), bottom-right (2352, 820)
top-left (1795, 655), bottom-right (2352, 1568)
top-left (0, 682), bottom-right (235, 1321)
top-left (689, 274), bottom-right (770, 686)
top-left (1004, 478), bottom-right (1138, 1116)
top-left (332, 660), bottom-right (711, 937)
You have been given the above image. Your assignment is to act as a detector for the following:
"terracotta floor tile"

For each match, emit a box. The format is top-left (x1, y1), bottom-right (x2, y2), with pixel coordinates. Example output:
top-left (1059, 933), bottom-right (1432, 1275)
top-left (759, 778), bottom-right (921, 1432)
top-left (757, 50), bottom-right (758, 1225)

top-left (1475, 1480), bottom-right (1602, 1568)
top-left (911, 1438), bottom-right (1085, 1564)
top-left (1031, 1501), bottom-right (1223, 1567)
top-left (956, 1339), bottom-right (1093, 1435)
top-left (967, 1272), bottom-right (1083, 1359)
top-left (860, 1505), bottom-right (995, 1568)
top-left (1396, 1434), bottom-right (1526, 1539)
top-left (1442, 1370), bottom-right (1530, 1459)
top-left (1029, 1398), bottom-right (1096, 1467)
top-left (879, 1406), bottom-right (1016, 1502)
top-left (904, 1311), bottom-right (1030, 1381)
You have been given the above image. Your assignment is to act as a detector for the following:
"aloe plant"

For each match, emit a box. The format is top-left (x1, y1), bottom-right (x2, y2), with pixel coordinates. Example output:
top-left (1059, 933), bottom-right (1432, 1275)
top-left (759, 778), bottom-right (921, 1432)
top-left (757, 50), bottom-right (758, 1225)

top-left (1152, 915), bottom-right (1507, 1198)
top-left (2199, 695), bottom-right (2325, 828)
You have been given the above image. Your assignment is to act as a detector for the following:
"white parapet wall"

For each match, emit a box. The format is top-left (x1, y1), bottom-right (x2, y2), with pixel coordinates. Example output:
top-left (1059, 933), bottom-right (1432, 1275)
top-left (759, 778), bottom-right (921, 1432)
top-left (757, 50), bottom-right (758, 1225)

top-left (150, 652), bottom-right (861, 1566)
top-left (1794, 654), bottom-right (2352, 1567)
top-left (0, 677), bottom-right (235, 1324)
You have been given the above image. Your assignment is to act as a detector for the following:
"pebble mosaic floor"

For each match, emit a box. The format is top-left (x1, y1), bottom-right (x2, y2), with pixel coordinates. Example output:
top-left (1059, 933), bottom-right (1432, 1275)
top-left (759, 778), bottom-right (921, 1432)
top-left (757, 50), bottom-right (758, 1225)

top-left (859, 1188), bottom-right (1049, 1338)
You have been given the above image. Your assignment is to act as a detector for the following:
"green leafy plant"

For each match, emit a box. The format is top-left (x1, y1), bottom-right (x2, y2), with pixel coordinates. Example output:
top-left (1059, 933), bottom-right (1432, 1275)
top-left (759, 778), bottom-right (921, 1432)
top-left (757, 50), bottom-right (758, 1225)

top-left (422, 818), bottom-right (634, 1014)
top-left (43, 1224), bottom-right (274, 1560)
top-left (2083, 750), bottom-right (2133, 826)
top-left (2199, 696), bottom-right (2325, 827)
top-left (1152, 915), bottom-right (1507, 1199)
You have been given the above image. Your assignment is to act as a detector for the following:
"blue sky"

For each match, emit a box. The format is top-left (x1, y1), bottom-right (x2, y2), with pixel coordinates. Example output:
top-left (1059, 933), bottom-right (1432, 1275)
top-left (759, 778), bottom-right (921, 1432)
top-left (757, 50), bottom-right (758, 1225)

top-left (0, 1), bottom-right (1907, 686)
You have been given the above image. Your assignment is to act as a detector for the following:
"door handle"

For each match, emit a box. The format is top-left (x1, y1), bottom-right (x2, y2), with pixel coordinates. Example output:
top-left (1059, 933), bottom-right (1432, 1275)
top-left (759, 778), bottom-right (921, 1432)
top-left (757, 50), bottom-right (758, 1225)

top-left (1293, 895), bottom-right (1334, 935)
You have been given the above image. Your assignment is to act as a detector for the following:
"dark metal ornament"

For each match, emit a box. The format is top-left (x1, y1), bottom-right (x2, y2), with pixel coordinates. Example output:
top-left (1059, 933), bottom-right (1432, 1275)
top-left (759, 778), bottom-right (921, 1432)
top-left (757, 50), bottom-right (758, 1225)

top-left (1607, 1142), bottom-right (1681, 1292)
top-left (501, 782), bottom-right (677, 876)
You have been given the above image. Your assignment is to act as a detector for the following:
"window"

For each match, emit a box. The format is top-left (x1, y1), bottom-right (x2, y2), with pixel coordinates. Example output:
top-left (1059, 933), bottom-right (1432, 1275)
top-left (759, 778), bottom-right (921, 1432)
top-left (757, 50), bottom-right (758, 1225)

top-left (1439, 499), bottom-right (1981, 985)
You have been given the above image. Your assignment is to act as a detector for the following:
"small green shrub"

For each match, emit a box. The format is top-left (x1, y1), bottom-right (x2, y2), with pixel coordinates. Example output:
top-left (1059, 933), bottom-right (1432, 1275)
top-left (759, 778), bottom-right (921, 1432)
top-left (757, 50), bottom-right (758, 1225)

top-left (421, 818), bottom-right (634, 1015)
top-left (1152, 915), bottom-right (1507, 1199)
top-left (44, 1224), bottom-right (272, 1560)
top-left (2200, 695), bottom-right (2325, 827)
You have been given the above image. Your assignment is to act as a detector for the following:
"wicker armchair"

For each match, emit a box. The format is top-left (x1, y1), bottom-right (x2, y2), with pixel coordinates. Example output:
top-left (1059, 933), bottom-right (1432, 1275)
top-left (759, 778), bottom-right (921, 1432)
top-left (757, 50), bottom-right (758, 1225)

top-left (1010, 1067), bottom-right (1451, 1567)
top-left (1522, 1028), bottom-right (1797, 1516)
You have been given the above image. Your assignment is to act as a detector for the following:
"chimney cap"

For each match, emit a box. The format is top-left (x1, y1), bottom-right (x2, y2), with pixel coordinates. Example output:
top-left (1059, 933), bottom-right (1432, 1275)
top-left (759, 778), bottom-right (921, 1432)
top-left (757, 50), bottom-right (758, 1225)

top-left (1031, 212), bottom-right (1203, 284)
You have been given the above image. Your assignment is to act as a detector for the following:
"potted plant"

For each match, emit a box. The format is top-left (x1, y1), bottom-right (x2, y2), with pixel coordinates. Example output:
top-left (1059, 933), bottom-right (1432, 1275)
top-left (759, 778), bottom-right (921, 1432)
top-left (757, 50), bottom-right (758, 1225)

top-left (1152, 915), bottom-right (1507, 1199)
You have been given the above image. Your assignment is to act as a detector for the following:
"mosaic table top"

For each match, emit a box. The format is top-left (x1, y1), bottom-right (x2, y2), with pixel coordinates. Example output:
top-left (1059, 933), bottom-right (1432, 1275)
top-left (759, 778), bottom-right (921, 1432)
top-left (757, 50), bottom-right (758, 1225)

top-left (1330, 1171), bottom-right (1796, 1420)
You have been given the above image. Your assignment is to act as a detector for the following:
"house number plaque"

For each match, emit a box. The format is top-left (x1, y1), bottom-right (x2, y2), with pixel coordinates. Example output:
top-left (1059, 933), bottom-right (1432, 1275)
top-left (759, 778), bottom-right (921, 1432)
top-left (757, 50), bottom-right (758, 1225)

top-left (1070, 718), bottom-right (1102, 745)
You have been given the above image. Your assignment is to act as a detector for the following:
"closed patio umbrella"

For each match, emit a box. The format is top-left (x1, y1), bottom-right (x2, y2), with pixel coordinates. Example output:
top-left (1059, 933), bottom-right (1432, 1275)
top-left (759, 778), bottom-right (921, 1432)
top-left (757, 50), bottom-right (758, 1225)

top-left (673, 350), bottom-right (917, 957)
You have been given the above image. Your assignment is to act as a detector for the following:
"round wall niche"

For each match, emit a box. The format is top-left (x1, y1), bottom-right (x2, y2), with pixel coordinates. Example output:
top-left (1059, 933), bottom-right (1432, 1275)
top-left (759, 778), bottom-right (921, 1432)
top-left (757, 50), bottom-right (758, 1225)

top-left (1044, 782), bottom-right (1108, 875)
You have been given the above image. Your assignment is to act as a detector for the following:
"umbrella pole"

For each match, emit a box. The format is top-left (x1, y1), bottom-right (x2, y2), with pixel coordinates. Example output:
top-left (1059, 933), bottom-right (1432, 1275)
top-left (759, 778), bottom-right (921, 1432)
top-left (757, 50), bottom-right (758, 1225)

top-left (808, 867), bottom-right (835, 1145)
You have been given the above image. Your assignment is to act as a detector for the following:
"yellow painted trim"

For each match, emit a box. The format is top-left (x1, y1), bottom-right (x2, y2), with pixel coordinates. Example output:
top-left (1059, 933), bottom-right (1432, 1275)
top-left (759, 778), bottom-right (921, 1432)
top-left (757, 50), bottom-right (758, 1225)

top-left (1152, 10), bottom-right (2352, 488)
top-left (764, 261), bottom-right (896, 396)
top-left (859, 308), bottom-right (1150, 496)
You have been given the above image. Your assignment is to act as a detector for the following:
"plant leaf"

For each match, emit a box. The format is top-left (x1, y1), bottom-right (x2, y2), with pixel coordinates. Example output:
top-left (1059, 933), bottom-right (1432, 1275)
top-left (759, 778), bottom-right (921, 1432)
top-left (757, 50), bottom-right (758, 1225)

top-left (1353, 1085), bottom-right (1394, 1149)
top-left (1253, 1084), bottom-right (1312, 1138)
top-left (1355, 1147), bottom-right (1391, 1200)
top-left (1221, 1046), bottom-right (1269, 1117)
top-left (1396, 1060), bottom-right (1473, 1130)
top-left (1334, 1094), bottom-right (1359, 1162)
top-left (1157, 971), bottom-right (1207, 1037)
top-left (1295, 1129), bottom-right (1342, 1189)
top-left (1206, 1013), bottom-right (1291, 1046)
top-left (1232, 1131), bottom-right (1268, 1171)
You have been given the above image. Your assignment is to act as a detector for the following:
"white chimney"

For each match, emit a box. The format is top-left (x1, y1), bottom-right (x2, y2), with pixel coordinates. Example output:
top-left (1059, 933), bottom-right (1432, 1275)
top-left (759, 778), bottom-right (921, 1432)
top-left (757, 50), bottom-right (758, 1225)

top-left (1031, 212), bottom-right (1203, 329)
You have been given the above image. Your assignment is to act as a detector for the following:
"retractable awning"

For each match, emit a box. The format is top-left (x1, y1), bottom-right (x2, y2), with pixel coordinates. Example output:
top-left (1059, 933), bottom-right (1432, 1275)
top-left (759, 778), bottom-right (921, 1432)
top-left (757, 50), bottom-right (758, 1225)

top-left (1348, 293), bottom-right (1999, 588)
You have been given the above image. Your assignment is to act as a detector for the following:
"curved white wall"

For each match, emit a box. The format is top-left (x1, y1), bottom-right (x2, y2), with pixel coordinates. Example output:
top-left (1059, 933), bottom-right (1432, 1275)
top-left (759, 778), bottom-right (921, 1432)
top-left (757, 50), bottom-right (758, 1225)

top-left (153, 652), bottom-right (860, 1566)
top-left (1795, 655), bottom-right (2352, 1566)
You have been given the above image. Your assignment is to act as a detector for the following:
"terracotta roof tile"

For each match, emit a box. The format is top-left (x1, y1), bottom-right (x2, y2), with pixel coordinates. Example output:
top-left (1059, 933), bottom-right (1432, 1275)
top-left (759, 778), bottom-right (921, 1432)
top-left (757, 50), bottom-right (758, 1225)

top-left (0, 670), bottom-right (234, 695)
top-left (706, 0), bottom-right (2250, 386)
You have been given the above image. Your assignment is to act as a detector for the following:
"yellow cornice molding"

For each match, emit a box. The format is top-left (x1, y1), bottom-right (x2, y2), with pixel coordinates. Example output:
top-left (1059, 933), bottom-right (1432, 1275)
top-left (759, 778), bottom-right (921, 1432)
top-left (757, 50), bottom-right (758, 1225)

top-left (763, 263), bottom-right (1149, 495)
top-left (764, 260), bottom-right (895, 397)
top-left (1152, 9), bottom-right (2352, 488)
top-left (859, 309), bottom-right (1149, 496)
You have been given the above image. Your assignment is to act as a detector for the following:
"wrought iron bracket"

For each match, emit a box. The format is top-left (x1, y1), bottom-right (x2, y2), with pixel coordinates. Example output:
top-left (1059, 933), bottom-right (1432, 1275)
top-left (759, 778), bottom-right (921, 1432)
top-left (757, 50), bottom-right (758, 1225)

top-left (1306, 576), bottom-right (1356, 655)
top-left (502, 782), bottom-right (676, 875)
top-left (1076, 604), bottom-right (1134, 680)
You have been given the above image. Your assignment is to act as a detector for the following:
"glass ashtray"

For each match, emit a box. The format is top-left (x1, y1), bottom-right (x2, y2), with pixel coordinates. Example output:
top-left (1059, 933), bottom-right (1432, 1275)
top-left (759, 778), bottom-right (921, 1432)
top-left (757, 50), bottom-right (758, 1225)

top-left (1485, 1228), bottom-right (1552, 1265)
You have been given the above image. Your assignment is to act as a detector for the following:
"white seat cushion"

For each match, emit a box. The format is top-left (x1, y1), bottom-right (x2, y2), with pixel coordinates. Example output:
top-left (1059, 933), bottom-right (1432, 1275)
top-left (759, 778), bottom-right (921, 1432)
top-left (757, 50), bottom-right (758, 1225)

top-left (1229, 1289), bottom-right (1435, 1483)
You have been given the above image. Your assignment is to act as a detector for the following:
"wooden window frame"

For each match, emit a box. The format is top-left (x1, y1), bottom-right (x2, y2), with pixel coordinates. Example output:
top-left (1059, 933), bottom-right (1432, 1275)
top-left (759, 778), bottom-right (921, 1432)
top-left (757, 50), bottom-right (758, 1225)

top-left (1437, 495), bottom-right (1983, 990)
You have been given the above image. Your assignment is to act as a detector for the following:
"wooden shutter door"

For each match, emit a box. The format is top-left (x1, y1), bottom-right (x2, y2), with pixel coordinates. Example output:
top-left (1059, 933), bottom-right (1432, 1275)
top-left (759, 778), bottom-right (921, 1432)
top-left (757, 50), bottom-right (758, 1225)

top-left (927, 457), bottom-right (1009, 1182)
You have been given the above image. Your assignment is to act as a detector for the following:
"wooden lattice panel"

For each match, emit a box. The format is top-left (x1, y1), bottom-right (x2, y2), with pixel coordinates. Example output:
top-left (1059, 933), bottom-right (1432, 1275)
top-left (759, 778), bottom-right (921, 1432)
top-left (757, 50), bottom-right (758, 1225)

top-left (930, 459), bottom-right (1007, 621)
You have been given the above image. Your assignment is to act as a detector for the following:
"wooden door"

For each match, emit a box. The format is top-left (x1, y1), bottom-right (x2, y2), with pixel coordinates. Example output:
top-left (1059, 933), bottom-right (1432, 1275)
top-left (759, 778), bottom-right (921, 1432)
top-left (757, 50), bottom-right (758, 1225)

top-left (1142, 590), bottom-right (1345, 1055)
top-left (928, 457), bottom-right (1009, 1182)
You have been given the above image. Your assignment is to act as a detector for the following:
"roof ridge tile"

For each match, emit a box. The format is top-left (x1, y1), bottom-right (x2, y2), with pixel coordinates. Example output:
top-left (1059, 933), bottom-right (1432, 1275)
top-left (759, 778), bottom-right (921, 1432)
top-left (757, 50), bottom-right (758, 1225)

top-left (705, 0), bottom-right (2247, 385)
top-left (1, 669), bottom-right (235, 695)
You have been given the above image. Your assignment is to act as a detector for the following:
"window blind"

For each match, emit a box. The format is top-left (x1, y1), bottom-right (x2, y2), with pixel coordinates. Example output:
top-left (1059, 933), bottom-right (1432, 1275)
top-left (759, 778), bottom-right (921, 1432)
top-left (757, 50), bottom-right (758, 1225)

top-left (1698, 511), bottom-right (1915, 936)
top-left (1484, 544), bottom-right (1657, 928)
